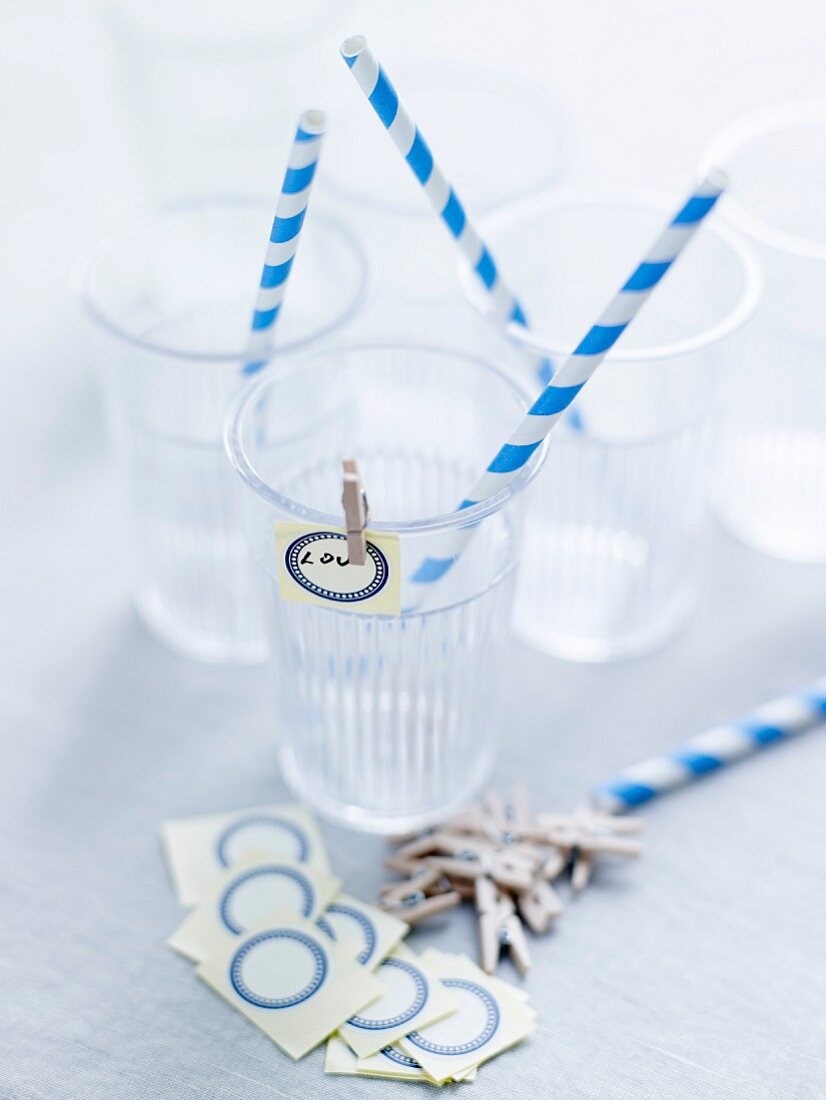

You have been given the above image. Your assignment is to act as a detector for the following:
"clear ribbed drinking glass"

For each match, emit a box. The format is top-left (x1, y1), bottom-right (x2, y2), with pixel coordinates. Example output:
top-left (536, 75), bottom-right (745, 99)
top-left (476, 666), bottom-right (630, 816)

top-left (225, 344), bottom-right (545, 832)
top-left (83, 196), bottom-right (366, 663)
top-left (701, 103), bottom-right (826, 561)
top-left (460, 188), bottom-right (762, 661)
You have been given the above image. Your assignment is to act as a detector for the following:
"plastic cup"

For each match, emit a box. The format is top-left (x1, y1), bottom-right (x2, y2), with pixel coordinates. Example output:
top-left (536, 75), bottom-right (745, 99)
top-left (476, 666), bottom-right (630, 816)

top-left (460, 188), bottom-right (761, 661)
top-left (225, 343), bottom-right (545, 832)
top-left (83, 196), bottom-right (367, 663)
top-left (320, 61), bottom-right (568, 309)
top-left (700, 103), bottom-right (826, 561)
top-left (99, 0), bottom-right (353, 201)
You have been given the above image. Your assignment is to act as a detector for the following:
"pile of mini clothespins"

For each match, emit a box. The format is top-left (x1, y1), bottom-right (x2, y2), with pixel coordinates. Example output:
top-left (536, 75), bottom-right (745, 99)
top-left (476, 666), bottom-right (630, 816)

top-left (380, 787), bottom-right (643, 974)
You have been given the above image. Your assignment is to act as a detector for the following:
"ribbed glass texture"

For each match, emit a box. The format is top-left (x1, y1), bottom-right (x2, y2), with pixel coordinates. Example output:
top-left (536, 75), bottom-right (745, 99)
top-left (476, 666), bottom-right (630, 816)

top-left (83, 198), bottom-right (366, 662)
top-left (459, 189), bottom-right (761, 659)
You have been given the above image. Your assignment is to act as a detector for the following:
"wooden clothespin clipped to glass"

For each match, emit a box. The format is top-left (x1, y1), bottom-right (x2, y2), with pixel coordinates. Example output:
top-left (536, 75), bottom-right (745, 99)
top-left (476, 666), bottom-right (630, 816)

top-left (341, 458), bottom-right (369, 566)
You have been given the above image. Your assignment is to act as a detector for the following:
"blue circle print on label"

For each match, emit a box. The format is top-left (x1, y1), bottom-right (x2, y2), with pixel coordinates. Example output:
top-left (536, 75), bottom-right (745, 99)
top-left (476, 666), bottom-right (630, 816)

top-left (229, 929), bottom-right (327, 1010)
top-left (218, 865), bottom-right (315, 935)
top-left (215, 814), bottom-right (311, 868)
top-left (405, 979), bottom-right (499, 1056)
top-left (322, 903), bottom-right (377, 966)
top-left (285, 531), bottom-right (389, 604)
top-left (348, 958), bottom-right (428, 1031)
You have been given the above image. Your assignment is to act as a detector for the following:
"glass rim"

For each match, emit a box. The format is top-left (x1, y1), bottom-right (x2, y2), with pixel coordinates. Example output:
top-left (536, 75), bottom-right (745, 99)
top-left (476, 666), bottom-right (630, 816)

top-left (320, 60), bottom-right (569, 217)
top-left (699, 100), bottom-right (826, 263)
top-left (458, 184), bottom-right (763, 363)
top-left (79, 195), bottom-right (368, 363)
top-left (224, 341), bottom-right (547, 535)
top-left (103, 1), bottom-right (350, 55)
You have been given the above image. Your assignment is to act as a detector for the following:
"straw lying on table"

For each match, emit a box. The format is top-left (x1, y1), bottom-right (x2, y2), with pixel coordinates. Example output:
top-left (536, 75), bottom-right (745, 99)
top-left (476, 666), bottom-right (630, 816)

top-left (243, 109), bottom-right (326, 375)
top-left (407, 169), bottom-right (728, 588)
top-left (339, 35), bottom-right (556, 385)
top-left (592, 676), bottom-right (826, 812)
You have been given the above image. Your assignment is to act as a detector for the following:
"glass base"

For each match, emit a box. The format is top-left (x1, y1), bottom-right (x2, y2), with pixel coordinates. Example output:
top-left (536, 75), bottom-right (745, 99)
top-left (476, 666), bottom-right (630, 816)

top-left (278, 746), bottom-right (495, 836)
top-left (717, 522), bottom-right (826, 563)
top-left (512, 589), bottom-right (696, 663)
top-left (713, 429), bottom-right (826, 563)
top-left (512, 513), bottom-right (700, 662)
top-left (137, 597), bottom-right (270, 665)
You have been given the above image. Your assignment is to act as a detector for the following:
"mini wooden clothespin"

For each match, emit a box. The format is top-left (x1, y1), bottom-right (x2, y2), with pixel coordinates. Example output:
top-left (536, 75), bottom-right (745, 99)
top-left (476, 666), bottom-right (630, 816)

top-left (570, 849), bottom-right (593, 893)
top-left (538, 848), bottom-right (569, 882)
top-left (536, 807), bottom-right (645, 837)
top-left (380, 864), bottom-right (445, 903)
top-left (426, 841), bottom-right (536, 894)
top-left (475, 876), bottom-right (531, 975)
top-left (517, 877), bottom-right (563, 934)
top-left (380, 862), bottom-right (463, 924)
top-left (341, 458), bottom-right (369, 566)
top-left (381, 889), bottom-right (462, 925)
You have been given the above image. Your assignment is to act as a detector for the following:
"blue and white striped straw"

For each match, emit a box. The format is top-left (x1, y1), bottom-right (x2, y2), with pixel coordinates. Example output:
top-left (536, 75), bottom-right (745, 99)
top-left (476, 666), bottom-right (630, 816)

top-left (592, 677), bottom-right (826, 813)
top-left (408, 170), bottom-right (727, 587)
top-left (243, 109), bottom-right (326, 375)
top-left (340, 36), bottom-right (533, 336)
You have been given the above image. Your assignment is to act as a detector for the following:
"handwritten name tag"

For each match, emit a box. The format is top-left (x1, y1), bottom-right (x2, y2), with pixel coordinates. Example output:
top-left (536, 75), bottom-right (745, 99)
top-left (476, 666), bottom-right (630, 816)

top-left (275, 521), bottom-right (401, 616)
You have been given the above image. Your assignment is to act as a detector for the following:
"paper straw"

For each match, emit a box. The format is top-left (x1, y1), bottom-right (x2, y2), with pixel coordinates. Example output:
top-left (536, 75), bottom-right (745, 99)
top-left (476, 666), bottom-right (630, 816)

top-left (592, 677), bottom-right (826, 813)
top-left (243, 109), bottom-right (326, 375)
top-left (408, 170), bottom-right (727, 586)
top-left (340, 36), bottom-right (535, 337)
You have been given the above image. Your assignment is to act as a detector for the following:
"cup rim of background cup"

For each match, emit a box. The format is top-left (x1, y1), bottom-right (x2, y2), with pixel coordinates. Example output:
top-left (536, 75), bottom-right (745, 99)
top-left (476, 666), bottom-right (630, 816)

top-left (319, 60), bottom-right (571, 219)
top-left (699, 100), bottom-right (826, 263)
top-left (223, 340), bottom-right (548, 535)
top-left (458, 184), bottom-right (763, 366)
top-left (79, 194), bottom-right (369, 362)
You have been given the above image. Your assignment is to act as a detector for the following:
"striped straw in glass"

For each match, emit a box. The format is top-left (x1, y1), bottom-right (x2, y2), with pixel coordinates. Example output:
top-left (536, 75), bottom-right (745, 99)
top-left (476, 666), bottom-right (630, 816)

top-left (243, 109), bottom-right (326, 375)
top-left (593, 677), bottom-right (826, 812)
top-left (410, 170), bottom-right (727, 586)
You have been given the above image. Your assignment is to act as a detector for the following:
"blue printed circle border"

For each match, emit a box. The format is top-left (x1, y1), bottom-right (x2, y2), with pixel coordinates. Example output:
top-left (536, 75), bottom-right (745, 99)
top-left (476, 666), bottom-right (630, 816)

top-left (406, 979), bottom-right (499, 1056)
top-left (285, 531), bottom-right (389, 604)
top-left (316, 915), bottom-right (335, 940)
top-left (380, 1045), bottom-right (421, 1069)
top-left (229, 929), bottom-right (327, 1009)
top-left (322, 903), bottom-right (378, 966)
top-left (215, 814), bottom-right (310, 868)
top-left (219, 865), bottom-right (315, 935)
top-left (349, 958), bottom-right (428, 1031)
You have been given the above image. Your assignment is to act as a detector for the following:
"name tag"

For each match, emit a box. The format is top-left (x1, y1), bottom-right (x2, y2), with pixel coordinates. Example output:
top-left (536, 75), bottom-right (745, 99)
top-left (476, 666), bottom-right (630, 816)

top-left (275, 521), bottom-right (401, 615)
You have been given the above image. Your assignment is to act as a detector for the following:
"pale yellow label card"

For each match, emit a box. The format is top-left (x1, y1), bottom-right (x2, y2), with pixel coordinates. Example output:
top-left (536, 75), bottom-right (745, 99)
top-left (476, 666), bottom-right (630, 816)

top-left (325, 1035), bottom-right (476, 1083)
top-left (396, 950), bottom-right (535, 1083)
top-left (316, 893), bottom-right (408, 970)
top-left (337, 944), bottom-right (458, 1059)
top-left (160, 803), bottom-right (330, 907)
top-left (168, 855), bottom-right (340, 963)
top-left (196, 914), bottom-right (382, 1061)
top-left (274, 521), bottom-right (401, 616)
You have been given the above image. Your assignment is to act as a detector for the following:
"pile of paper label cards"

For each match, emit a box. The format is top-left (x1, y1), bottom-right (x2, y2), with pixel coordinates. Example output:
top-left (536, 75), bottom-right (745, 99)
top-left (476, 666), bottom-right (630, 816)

top-left (161, 803), bottom-right (536, 1086)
